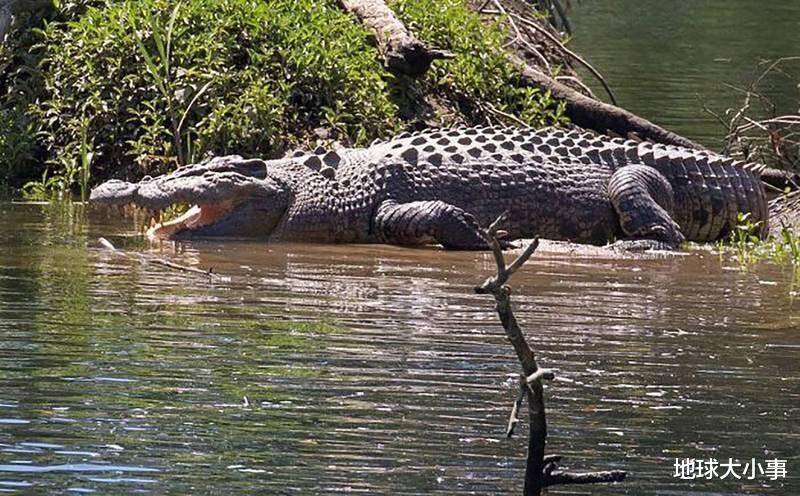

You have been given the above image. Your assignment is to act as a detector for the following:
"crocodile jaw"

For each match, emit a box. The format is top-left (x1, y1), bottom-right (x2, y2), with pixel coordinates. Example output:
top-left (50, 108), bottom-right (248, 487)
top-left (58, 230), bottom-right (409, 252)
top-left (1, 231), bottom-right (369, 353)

top-left (90, 155), bottom-right (291, 239)
top-left (147, 203), bottom-right (234, 238)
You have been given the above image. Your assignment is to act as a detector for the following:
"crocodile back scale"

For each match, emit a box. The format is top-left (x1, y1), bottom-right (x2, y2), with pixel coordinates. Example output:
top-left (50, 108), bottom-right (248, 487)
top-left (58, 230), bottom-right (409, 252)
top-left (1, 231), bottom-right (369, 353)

top-left (90, 126), bottom-right (768, 250)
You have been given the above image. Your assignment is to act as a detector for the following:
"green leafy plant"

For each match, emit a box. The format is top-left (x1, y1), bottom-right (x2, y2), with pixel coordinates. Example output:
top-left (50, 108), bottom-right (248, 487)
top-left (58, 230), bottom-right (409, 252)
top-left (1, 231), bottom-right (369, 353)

top-left (0, 4), bottom-right (50, 186)
top-left (722, 212), bottom-right (800, 283)
top-left (772, 225), bottom-right (800, 266)
top-left (21, 169), bottom-right (60, 200)
top-left (391, 0), bottom-right (568, 127)
top-left (22, 116), bottom-right (94, 200)
top-left (3, 0), bottom-right (568, 190)
top-left (31, 0), bottom-right (403, 179)
top-left (728, 212), bottom-right (764, 267)
top-left (131, 1), bottom-right (213, 166)
top-left (78, 116), bottom-right (94, 201)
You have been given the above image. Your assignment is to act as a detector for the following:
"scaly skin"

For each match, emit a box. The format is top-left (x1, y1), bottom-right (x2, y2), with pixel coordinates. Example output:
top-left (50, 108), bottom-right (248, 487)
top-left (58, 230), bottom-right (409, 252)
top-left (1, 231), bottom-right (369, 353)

top-left (90, 126), bottom-right (769, 250)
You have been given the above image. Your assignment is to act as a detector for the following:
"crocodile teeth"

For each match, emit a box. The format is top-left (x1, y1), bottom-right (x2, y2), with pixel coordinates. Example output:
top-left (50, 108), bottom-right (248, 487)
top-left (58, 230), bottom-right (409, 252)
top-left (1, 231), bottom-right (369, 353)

top-left (147, 205), bottom-right (203, 238)
top-left (146, 202), bottom-right (234, 238)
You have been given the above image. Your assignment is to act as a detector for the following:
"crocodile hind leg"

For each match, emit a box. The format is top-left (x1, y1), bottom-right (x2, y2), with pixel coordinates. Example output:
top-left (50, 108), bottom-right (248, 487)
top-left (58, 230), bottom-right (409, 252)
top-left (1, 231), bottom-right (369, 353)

top-left (608, 164), bottom-right (686, 250)
top-left (374, 200), bottom-right (490, 250)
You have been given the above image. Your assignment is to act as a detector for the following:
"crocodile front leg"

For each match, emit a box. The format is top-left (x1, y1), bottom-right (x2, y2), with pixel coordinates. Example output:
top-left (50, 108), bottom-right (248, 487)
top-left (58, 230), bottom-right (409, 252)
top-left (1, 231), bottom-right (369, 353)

top-left (608, 164), bottom-right (686, 250)
top-left (374, 200), bottom-right (490, 250)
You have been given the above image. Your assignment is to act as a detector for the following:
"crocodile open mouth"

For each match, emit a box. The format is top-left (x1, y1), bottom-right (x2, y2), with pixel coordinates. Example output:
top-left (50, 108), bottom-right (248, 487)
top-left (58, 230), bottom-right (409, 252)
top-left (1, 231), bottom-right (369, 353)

top-left (90, 156), bottom-right (288, 239)
top-left (147, 201), bottom-right (234, 238)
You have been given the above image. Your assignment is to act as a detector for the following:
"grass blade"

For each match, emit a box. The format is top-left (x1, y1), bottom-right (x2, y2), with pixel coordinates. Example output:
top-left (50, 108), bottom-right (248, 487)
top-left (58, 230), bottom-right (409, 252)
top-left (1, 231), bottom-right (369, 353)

top-left (165, 2), bottom-right (182, 80)
top-left (177, 79), bottom-right (213, 137)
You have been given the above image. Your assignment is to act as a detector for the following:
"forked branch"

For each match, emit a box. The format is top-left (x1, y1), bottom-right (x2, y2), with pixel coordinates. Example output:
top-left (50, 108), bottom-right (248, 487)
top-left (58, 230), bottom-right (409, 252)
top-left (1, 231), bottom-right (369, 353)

top-left (474, 216), bottom-right (626, 495)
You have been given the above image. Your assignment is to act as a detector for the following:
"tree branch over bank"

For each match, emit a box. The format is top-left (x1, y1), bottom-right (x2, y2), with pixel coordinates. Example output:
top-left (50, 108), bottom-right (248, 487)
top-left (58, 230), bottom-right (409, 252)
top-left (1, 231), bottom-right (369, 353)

top-left (337, 0), bottom-right (702, 148)
top-left (337, 0), bottom-right (452, 76)
top-left (507, 53), bottom-right (702, 148)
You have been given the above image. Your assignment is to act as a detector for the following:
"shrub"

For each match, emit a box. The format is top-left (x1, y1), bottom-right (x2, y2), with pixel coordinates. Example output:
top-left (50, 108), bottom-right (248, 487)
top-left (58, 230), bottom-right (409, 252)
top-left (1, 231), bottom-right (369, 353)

top-left (1, 0), bottom-right (567, 190)
top-left (35, 0), bottom-right (399, 180)
top-left (0, 3), bottom-right (50, 184)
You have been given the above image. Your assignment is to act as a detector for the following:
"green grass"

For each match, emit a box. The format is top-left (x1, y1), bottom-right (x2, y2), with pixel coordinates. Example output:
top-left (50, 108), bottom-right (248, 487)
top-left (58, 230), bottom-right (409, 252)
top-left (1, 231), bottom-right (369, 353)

top-left (720, 212), bottom-right (800, 275)
top-left (0, 0), bottom-right (567, 190)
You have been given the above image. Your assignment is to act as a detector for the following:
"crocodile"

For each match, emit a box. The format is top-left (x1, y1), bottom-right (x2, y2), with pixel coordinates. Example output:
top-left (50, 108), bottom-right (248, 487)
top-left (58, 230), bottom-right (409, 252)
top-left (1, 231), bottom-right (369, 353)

top-left (90, 126), bottom-right (769, 250)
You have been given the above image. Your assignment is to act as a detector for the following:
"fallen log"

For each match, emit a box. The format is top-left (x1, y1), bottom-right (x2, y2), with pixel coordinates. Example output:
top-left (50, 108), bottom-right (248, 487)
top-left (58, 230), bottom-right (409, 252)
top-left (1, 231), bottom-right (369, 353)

top-left (337, 0), bottom-right (452, 77)
top-left (337, 0), bottom-right (701, 147)
top-left (508, 54), bottom-right (701, 148)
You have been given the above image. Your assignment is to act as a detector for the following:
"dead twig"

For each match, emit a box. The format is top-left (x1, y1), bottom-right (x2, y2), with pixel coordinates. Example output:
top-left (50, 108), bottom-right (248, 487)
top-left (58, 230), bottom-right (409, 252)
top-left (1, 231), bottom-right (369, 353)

top-left (475, 215), bottom-right (626, 495)
top-left (483, 102), bottom-right (531, 128)
top-left (483, 7), bottom-right (617, 105)
top-left (506, 378), bottom-right (526, 437)
top-left (713, 58), bottom-right (800, 181)
top-left (555, 75), bottom-right (596, 99)
top-left (485, 0), bottom-right (552, 74)
top-left (98, 237), bottom-right (224, 281)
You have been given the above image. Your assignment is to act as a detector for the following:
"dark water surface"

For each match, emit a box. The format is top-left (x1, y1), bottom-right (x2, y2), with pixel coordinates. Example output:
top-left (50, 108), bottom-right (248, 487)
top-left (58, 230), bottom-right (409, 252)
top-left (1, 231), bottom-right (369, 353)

top-left (0, 202), bottom-right (797, 494)
top-left (571, 0), bottom-right (800, 148)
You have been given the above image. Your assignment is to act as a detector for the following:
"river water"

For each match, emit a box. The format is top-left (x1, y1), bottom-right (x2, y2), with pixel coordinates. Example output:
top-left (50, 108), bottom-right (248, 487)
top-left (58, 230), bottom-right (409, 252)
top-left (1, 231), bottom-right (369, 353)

top-left (2, 3), bottom-right (800, 494)
top-left (570, 0), bottom-right (800, 148)
top-left (0, 202), bottom-right (797, 494)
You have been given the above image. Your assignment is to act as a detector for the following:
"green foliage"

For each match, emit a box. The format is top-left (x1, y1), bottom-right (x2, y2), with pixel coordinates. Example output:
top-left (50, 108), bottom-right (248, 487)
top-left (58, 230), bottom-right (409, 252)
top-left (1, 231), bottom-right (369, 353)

top-left (0, 3), bottom-right (51, 185)
top-left (772, 224), bottom-right (800, 267)
top-left (21, 116), bottom-right (94, 201)
top-left (727, 212), bottom-right (765, 267)
top-left (0, 104), bottom-right (44, 183)
top-left (2, 0), bottom-right (568, 189)
top-left (391, 0), bottom-right (568, 127)
top-left (722, 212), bottom-right (800, 276)
top-left (10, 0), bottom-right (400, 186)
top-left (0, 1), bottom-right (108, 186)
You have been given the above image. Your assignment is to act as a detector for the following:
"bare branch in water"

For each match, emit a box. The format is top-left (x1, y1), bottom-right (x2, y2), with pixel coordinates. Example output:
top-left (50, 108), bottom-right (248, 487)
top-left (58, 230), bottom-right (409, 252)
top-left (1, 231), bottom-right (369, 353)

top-left (475, 217), bottom-right (626, 494)
top-left (97, 237), bottom-right (225, 281)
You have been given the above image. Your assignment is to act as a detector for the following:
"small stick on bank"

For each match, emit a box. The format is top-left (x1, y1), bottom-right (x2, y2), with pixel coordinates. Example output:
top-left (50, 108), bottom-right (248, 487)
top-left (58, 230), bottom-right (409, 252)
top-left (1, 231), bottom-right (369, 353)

top-left (474, 214), bottom-right (626, 495)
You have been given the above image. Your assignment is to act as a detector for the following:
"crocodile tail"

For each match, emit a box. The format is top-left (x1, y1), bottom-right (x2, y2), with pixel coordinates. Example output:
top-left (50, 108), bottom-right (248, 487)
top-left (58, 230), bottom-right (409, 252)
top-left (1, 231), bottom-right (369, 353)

top-left (607, 141), bottom-right (770, 242)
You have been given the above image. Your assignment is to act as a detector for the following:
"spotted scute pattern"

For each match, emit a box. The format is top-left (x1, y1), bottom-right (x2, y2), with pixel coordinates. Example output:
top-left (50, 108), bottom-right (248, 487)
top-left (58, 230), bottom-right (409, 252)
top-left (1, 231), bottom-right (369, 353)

top-left (271, 125), bottom-right (767, 247)
top-left (92, 125), bottom-right (769, 248)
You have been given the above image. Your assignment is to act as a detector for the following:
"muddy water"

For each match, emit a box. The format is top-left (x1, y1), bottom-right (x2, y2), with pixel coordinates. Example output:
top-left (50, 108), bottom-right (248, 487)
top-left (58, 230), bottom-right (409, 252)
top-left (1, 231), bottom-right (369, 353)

top-left (0, 202), bottom-right (797, 494)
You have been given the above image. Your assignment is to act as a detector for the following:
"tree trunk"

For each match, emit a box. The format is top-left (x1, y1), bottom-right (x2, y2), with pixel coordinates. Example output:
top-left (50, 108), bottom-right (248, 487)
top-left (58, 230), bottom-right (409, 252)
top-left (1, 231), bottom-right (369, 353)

top-left (337, 0), bottom-right (451, 77)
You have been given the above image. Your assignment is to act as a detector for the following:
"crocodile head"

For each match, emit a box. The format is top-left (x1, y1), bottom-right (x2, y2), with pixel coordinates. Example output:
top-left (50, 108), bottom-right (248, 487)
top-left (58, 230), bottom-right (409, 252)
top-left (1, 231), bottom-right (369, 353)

top-left (90, 156), bottom-right (290, 239)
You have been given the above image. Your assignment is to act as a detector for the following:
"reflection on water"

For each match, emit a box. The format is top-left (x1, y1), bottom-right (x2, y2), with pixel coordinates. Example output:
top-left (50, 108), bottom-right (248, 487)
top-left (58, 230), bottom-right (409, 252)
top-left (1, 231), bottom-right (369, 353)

top-left (0, 202), bottom-right (797, 494)
top-left (571, 0), bottom-right (800, 148)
